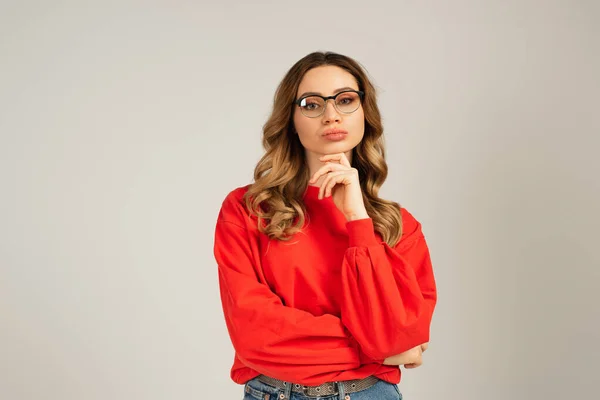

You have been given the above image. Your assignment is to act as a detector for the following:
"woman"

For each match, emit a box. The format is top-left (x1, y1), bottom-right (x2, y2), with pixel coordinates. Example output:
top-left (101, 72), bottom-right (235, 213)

top-left (214, 51), bottom-right (437, 400)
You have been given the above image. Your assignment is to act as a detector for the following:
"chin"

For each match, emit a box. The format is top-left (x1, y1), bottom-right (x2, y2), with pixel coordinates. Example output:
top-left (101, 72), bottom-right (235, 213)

top-left (321, 139), bottom-right (361, 154)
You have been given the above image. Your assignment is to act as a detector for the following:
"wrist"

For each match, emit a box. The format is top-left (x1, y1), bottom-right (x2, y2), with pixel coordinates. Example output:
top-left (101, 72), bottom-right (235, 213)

top-left (345, 209), bottom-right (369, 221)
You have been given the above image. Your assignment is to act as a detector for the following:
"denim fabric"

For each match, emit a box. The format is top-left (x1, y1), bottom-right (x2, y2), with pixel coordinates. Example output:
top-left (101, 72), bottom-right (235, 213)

top-left (243, 376), bottom-right (402, 400)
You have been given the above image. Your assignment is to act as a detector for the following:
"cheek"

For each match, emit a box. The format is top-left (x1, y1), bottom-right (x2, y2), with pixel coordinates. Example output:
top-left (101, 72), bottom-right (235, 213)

top-left (351, 110), bottom-right (366, 134)
top-left (292, 110), bottom-right (303, 130)
top-left (293, 111), bottom-right (317, 137)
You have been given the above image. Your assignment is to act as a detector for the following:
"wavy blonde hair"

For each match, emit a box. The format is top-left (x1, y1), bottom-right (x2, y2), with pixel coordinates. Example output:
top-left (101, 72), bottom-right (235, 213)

top-left (244, 51), bottom-right (403, 246)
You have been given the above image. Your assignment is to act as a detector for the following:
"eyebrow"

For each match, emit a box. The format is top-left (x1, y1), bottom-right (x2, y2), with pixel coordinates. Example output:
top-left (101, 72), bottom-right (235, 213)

top-left (297, 86), bottom-right (358, 99)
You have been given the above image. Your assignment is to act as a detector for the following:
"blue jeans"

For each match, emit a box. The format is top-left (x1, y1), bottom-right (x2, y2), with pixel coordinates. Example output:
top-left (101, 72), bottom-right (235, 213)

top-left (243, 376), bottom-right (402, 400)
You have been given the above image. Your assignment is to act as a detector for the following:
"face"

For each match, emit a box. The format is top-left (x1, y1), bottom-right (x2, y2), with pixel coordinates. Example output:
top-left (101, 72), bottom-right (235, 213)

top-left (292, 66), bottom-right (365, 161)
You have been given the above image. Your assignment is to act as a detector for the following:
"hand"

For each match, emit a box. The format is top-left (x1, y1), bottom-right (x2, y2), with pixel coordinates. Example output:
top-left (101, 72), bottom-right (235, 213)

top-left (382, 342), bottom-right (428, 368)
top-left (308, 153), bottom-right (369, 221)
top-left (403, 342), bottom-right (429, 369)
top-left (382, 345), bottom-right (421, 366)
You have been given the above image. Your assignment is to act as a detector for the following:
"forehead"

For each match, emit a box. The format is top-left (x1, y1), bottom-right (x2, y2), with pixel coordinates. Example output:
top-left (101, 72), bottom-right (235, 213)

top-left (296, 66), bottom-right (359, 96)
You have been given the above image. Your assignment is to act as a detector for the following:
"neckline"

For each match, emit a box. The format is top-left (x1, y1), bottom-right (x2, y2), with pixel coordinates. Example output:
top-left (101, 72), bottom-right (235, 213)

top-left (304, 184), bottom-right (320, 197)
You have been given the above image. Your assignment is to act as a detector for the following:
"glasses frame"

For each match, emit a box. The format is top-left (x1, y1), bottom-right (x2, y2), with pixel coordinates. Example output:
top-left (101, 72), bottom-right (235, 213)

top-left (293, 89), bottom-right (365, 118)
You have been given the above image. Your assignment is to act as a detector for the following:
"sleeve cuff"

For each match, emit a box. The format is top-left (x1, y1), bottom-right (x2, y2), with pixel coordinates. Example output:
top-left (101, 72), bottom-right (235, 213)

top-left (346, 218), bottom-right (380, 247)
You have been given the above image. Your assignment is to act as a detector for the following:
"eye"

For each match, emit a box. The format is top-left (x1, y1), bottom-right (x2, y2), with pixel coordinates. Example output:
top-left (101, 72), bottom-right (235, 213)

top-left (300, 97), bottom-right (322, 110)
top-left (337, 96), bottom-right (355, 105)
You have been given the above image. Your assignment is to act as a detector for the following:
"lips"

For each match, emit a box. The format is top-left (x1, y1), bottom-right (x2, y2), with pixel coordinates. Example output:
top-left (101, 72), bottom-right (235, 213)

top-left (322, 128), bottom-right (348, 136)
top-left (322, 128), bottom-right (348, 142)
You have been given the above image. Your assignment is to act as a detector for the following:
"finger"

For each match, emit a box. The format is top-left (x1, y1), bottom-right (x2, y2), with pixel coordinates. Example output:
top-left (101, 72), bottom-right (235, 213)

top-left (309, 162), bottom-right (348, 184)
top-left (319, 171), bottom-right (345, 199)
top-left (319, 153), bottom-right (351, 168)
top-left (324, 171), bottom-right (353, 197)
top-left (319, 171), bottom-right (347, 199)
top-left (323, 168), bottom-right (359, 197)
top-left (405, 358), bottom-right (423, 368)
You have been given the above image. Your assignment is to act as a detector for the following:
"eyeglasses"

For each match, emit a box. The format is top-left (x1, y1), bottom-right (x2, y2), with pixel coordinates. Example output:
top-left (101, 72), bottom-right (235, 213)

top-left (293, 90), bottom-right (365, 118)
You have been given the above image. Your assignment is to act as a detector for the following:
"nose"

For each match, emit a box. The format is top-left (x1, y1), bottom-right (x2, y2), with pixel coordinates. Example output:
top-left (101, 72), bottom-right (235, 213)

top-left (322, 99), bottom-right (341, 123)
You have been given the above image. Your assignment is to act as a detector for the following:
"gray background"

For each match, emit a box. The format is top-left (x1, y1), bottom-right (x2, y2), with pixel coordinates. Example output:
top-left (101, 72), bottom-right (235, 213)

top-left (1, 1), bottom-right (598, 399)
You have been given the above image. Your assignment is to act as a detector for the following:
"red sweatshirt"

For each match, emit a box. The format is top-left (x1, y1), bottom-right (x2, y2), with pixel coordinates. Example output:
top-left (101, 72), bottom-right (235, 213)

top-left (214, 184), bottom-right (437, 386)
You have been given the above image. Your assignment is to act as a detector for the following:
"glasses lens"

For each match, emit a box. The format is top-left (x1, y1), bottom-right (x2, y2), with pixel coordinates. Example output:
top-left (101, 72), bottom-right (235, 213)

top-left (335, 91), bottom-right (361, 113)
top-left (299, 96), bottom-right (325, 117)
top-left (298, 91), bottom-right (362, 117)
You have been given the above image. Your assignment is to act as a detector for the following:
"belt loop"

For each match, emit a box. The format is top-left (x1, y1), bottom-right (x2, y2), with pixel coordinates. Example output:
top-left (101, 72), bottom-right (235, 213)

top-left (283, 381), bottom-right (292, 399)
top-left (337, 380), bottom-right (346, 399)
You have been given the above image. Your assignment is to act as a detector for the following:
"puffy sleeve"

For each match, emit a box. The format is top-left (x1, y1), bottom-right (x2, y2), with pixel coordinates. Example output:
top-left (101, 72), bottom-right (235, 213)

top-left (214, 194), bottom-right (361, 383)
top-left (339, 207), bottom-right (437, 362)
